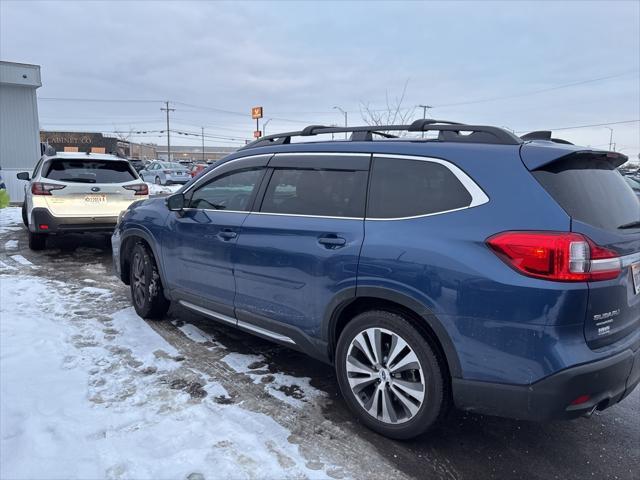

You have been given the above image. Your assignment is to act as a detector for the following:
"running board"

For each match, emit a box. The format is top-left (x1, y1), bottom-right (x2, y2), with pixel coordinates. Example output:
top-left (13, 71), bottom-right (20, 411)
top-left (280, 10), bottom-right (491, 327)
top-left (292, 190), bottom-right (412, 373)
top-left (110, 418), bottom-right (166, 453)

top-left (178, 300), bottom-right (296, 345)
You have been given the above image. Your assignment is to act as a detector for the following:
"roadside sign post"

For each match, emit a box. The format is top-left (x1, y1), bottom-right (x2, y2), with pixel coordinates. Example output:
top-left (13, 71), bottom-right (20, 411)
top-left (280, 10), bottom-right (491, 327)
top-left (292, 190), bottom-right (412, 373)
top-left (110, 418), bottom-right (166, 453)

top-left (252, 106), bottom-right (263, 138)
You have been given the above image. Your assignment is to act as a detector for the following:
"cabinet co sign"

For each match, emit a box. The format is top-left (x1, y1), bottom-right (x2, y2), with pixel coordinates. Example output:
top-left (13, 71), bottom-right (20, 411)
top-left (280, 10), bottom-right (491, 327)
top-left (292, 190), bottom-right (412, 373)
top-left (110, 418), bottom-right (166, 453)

top-left (251, 106), bottom-right (263, 119)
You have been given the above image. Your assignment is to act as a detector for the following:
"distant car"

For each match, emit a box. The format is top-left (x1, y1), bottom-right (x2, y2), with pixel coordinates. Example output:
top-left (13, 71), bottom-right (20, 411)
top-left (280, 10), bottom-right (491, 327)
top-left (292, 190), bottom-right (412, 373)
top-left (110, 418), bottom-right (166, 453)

top-left (624, 175), bottom-right (640, 199)
top-left (139, 161), bottom-right (190, 185)
top-left (190, 163), bottom-right (208, 178)
top-left (17, 152), bottom-right (148, 250)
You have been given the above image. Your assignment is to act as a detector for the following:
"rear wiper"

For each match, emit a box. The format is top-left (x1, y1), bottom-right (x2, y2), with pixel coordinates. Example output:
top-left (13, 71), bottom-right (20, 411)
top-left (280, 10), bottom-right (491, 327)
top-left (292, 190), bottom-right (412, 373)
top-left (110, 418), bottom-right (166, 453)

top-left (618, 220), bottom-right (640, 229)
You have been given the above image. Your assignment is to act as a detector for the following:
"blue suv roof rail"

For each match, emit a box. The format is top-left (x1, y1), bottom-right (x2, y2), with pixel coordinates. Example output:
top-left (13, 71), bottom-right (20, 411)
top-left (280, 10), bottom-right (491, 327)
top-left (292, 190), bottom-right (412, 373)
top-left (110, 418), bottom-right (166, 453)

top-left (239, 120), bottom-right (523, 150)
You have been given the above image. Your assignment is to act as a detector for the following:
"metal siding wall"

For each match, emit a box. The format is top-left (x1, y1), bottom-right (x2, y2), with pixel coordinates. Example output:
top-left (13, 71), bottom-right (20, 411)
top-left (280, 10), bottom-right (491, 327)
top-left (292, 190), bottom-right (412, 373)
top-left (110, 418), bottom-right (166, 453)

top-left (0, 84), bottom-right (40, 202)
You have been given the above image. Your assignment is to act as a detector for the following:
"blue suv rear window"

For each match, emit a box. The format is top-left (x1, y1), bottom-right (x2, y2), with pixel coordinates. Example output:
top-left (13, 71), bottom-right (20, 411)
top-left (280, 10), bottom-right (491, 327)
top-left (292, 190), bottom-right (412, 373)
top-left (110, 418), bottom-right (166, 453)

top-left (533, 156), bottom-right (639, 231)
top-left (367, 157), bottom-right (472, 219)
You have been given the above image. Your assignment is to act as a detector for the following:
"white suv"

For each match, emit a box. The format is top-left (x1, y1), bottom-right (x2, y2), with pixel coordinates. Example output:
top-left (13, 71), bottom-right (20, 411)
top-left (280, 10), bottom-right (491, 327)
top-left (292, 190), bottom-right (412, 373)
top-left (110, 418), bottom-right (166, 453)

top-left (17, 152), bottom-right (149, 250)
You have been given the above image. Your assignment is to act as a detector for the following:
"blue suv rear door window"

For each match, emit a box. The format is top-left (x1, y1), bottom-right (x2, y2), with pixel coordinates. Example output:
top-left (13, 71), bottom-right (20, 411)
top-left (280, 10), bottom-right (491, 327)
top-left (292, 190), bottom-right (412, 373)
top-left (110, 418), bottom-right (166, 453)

top-left (261, 168), bottom-right (367, 218)
top-left (367, 156), bottom-right (472, 219)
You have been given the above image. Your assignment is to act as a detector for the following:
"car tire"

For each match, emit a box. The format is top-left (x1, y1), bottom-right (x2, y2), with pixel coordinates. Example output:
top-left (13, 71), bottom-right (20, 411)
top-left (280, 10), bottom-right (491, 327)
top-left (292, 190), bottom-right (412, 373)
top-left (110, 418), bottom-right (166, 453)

top-left (129, 242), bottom-right (170, 319)
top-left (28, 231), bottom-right (47, 250)
top-left (155, 176), bottom-right (161, 185)
top-left (335, 310), bottom-right (448, 440)
top-left (21, 202), bottom-right (28, 227)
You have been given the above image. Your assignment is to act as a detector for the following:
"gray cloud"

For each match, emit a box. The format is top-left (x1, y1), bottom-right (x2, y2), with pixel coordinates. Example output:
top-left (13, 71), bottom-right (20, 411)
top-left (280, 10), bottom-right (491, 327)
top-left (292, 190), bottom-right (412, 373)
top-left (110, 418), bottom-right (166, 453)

top-left (1, 0), bottom-right (638, 157)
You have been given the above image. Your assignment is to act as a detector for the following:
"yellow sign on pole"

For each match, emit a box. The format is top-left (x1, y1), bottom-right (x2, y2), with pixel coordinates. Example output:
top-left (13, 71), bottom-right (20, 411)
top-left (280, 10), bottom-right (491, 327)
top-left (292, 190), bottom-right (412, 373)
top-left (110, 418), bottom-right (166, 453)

top-left (251, 106), bottom-right (263, 119)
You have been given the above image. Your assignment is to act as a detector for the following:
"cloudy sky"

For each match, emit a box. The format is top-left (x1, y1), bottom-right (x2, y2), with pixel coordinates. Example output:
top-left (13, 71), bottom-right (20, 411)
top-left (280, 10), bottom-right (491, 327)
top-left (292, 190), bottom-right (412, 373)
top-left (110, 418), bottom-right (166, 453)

top-left (1, 0), bottom-right (639, 159)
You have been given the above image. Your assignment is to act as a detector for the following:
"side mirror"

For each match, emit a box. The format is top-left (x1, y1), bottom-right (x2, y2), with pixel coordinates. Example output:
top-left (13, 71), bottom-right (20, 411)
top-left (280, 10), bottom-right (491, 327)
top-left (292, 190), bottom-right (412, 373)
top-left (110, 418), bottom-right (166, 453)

top-left (16, 172), bottom-right (30, 181)
top-left (166, 193), bottom-right (185, 211)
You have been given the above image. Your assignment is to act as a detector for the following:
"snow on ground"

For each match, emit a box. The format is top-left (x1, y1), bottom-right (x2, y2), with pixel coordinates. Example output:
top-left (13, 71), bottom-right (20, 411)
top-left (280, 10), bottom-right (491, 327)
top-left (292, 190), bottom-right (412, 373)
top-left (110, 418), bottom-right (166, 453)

top-left (222, 352), bottom-right (325, 409)
top-left (146, 182), bottom-right (183, 196)
top-left (0, 207), bottom-right (22, 230)
top-left (174, 321), bottom-right (219, 345)
top-left (9, 254), bottom-right (35, 267)
top-left (0, 273), bottom-right (331, 479)
top-left (4, 239), bottom-right (18, 249)
top-left (0, 259), bottom-right (17, 272)
top-left (78, 285), bottom-right (113, 298)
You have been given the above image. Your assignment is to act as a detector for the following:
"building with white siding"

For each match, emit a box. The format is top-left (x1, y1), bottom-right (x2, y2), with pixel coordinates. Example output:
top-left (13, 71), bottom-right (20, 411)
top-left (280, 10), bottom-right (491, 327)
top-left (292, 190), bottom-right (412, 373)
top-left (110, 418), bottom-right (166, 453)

top-left (0, 61), bottom-right (42, 202)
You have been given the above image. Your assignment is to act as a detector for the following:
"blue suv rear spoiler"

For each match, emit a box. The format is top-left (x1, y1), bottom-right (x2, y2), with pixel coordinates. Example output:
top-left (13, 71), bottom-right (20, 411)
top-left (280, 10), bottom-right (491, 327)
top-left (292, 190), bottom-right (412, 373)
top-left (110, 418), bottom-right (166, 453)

top-left (520, 142), bottom-right (628, 170)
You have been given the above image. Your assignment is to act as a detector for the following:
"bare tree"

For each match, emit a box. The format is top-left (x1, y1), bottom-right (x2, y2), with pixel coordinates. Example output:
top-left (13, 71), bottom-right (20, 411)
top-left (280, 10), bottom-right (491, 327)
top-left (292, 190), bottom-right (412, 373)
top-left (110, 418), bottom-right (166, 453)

top-left (111, 127), bottom-right (136, 157)
top-left (359, 80), bottom-right (416, 134)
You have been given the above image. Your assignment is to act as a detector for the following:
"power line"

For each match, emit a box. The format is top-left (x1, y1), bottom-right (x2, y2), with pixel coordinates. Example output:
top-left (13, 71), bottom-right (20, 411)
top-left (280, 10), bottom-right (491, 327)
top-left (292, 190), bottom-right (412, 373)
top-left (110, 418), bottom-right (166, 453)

top-left (515, 119), bottom-right (640, 133)
top-left (432, 70), bottom-right (639, 109)
top-left (37, 69), bottom-right (639, 121)
top-left (39, 97), bottom-right (162, 103)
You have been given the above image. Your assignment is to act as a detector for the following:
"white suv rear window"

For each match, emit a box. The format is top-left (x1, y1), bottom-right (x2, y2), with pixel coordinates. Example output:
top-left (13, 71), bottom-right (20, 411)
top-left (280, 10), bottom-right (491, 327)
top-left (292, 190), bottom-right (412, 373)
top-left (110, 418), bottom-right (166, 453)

top-left (44, 159), bottom-right (136, 184)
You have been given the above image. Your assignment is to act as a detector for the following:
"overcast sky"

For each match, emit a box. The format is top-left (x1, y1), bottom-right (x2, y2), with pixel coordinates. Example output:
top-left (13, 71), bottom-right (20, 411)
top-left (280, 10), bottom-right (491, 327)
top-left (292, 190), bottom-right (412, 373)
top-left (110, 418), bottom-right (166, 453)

top-left (1, 0), bottom-right (639, 160)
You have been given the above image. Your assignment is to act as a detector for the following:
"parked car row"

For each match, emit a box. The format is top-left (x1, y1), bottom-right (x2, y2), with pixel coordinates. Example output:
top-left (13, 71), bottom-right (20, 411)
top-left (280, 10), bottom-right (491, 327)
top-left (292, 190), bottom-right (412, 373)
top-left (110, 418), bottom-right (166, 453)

top-left (125, 159), bottom-right (213, 184)
top-left (16, 122), bottom-right (640, 440)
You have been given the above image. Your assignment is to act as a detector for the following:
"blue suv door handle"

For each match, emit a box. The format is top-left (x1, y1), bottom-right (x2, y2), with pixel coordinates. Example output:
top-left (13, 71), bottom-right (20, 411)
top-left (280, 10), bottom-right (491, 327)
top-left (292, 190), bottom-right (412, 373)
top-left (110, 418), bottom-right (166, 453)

top-left (217, 229), bottom-right (238, 241)
top-left (318, 235), bottom-right (346, 248)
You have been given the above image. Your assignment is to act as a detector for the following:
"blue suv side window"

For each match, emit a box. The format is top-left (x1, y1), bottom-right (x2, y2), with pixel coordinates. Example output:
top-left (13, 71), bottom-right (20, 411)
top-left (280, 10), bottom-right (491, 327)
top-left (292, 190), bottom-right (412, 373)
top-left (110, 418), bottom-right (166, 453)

top-left (188, 168), bottom-right (262, 211)
top-left (368, 156), bottom-right (473, 219)
top-left (261, 168), bottom-right (367, 217)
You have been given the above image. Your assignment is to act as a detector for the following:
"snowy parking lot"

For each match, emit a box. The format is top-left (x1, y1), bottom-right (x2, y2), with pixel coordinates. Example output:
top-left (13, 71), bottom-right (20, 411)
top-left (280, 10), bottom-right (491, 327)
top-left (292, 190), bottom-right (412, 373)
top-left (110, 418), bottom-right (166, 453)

top-left (1, 206), bottom-right (639, 480)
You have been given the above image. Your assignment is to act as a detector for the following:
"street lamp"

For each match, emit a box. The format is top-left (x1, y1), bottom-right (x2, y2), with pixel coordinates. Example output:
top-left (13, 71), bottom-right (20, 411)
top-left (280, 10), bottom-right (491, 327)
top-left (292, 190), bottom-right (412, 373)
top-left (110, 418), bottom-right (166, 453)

top-left (333, 106), bottom-right (348, 140)
top-left (263, 118), bottom-right (272, 137)
top-left (417, 104), bottom-right (433, 137)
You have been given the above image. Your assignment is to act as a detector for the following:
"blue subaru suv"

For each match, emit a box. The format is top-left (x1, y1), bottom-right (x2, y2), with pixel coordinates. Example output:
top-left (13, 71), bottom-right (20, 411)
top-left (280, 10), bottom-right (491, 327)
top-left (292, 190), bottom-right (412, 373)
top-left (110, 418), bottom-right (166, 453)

top-left (113, 121), bottom-right (640, 439)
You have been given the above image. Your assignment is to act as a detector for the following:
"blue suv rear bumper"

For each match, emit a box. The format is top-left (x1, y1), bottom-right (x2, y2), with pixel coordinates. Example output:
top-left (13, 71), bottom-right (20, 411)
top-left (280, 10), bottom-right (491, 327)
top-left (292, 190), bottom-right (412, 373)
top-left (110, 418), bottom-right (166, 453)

top-left (453, 344), bottom-right (640, 420)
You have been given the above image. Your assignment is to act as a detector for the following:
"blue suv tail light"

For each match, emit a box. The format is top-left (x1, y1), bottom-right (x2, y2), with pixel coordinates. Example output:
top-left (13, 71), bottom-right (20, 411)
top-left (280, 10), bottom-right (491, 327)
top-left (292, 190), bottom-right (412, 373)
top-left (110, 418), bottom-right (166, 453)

top-left (487, 231), bottom-right (621, 282)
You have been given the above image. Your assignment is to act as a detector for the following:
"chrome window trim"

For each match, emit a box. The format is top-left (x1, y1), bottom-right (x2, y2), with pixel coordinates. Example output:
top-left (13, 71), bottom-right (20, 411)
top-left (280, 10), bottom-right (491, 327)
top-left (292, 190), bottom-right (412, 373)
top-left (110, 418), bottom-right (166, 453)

top-left (272, 152), bottom-right (371, 157)
top-left (181, 207), bottom-right (249, 214)
top-left (178, 300), bottom-right (296, 345)
top-left (366, 153), bottom-right (489, 221)
top-left (181, 151), bottom-right (488, 222)
top-left (252, 211), bottom-right (363, 221)
top-left (181, 208), bottom-right (363, 220)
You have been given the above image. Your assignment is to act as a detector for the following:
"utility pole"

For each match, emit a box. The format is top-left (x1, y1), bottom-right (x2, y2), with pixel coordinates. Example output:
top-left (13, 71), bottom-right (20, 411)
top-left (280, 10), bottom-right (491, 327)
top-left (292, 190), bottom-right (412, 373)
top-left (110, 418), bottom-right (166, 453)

top-left (605, 127), bottom-right (614, 151)
top-left (161, 101), bottom-right (175, 161)
top-left (201, 127), bottom-right (205, 162)
top-left (418, 104), bottom-right (433, 138)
